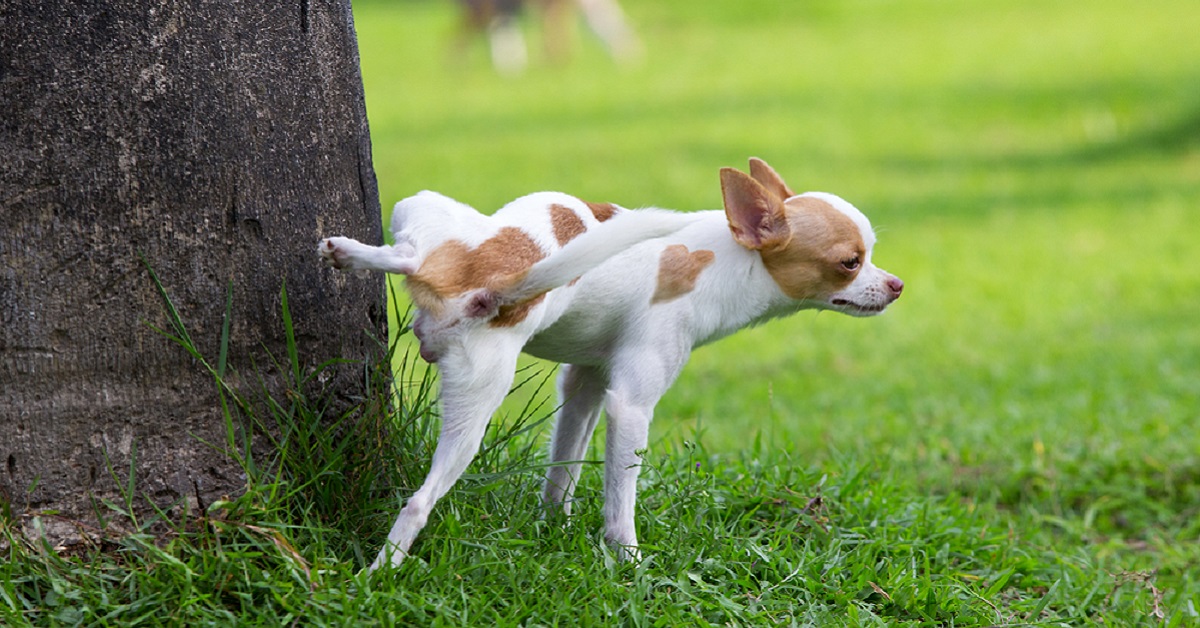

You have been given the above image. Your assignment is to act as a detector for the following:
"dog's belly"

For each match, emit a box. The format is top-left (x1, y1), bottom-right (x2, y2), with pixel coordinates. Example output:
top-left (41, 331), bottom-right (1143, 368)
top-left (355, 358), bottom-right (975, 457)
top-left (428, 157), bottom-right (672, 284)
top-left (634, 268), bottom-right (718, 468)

top-left (521, 311), bottom-right (621, 366)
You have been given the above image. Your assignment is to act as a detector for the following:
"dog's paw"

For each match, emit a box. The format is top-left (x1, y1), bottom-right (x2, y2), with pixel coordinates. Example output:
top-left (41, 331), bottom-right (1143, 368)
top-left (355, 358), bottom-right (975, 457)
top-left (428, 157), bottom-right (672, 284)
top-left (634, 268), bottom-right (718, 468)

top-left (603, 530), bottom-right (642, 563)
top-left (318, 237), bottom-right (355, 270)
top-left (365, 537), bottom-right (417, 573)
top-left (613, 543), bottom-right (642, 563)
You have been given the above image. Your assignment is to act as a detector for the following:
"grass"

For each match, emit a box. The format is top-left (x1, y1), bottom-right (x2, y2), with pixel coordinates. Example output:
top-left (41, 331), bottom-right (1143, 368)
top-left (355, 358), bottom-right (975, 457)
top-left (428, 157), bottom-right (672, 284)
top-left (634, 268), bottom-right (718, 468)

top-left (5, 0), bottom-right (1200, 624)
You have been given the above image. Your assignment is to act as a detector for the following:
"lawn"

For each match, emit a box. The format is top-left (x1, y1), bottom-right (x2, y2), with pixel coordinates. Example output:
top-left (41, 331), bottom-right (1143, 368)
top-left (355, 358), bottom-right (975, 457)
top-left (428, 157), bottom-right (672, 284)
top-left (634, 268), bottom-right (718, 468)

top-left (5, 0), bottom-right (1200, 624)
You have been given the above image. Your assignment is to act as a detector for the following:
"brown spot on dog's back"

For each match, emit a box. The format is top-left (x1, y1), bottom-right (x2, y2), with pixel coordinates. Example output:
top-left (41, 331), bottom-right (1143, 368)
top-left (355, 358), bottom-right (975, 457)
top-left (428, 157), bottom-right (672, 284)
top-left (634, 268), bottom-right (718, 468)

top-left (652, 245), bottom-right (715, 304)
top-left (550, 204), bottom-right (587, 245)
top-left (408, 227), bottom-right (546, 315)
top-left (760, 196), bottom-right (864, 300)
top-left (586, 201), bottom-right (617, 222)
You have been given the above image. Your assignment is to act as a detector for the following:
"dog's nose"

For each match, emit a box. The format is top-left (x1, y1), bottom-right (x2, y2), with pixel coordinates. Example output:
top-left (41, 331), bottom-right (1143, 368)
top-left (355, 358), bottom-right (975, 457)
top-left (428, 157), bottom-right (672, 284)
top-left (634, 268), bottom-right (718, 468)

top-left (886, 277), bottom-right (904, 298)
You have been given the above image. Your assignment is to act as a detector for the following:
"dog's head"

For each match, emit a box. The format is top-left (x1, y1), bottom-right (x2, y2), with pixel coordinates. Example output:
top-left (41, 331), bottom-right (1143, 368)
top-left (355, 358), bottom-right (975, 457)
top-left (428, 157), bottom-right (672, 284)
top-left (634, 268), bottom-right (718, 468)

top-left (720, 158), bottom-right (903, 316)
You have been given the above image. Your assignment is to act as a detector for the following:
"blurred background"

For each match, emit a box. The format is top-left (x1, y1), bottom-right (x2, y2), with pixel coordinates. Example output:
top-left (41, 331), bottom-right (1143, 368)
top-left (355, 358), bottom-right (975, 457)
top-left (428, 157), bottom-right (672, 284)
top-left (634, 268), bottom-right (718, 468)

top-left (350, 0), bottom-right (1199, 471)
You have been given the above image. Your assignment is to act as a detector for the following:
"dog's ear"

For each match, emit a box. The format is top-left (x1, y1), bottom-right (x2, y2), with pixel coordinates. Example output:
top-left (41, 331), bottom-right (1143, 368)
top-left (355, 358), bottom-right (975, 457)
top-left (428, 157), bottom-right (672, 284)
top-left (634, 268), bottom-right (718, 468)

top-left (748, 157), bottom-right (795, 200)
top-left (721, 167), bottom-right (791, 251)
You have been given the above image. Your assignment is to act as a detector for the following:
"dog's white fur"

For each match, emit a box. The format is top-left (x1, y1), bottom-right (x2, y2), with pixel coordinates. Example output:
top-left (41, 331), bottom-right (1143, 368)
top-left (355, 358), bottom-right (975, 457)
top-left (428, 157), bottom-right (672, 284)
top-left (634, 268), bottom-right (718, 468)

top-left (318, 158), bottom-right (902, 570)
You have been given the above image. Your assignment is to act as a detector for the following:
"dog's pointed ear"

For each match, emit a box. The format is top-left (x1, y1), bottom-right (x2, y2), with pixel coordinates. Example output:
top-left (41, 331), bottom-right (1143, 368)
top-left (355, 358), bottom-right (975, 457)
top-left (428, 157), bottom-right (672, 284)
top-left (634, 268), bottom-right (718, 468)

top-left (721, 167), bottom-right (791, 251)
top-left (748, 157), bottom-right (795, 200)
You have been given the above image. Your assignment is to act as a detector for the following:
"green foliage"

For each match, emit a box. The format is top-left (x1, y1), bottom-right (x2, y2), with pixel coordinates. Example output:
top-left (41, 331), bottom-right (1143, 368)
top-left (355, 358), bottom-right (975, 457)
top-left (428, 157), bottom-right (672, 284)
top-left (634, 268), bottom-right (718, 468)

top-left (3, 0), bottom-right (1199, 624)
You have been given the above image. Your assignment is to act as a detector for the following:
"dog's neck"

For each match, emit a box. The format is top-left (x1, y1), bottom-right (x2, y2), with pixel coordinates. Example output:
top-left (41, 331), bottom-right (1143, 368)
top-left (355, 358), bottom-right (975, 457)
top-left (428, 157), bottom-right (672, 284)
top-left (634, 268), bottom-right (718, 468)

top-left (678, 212), bottom-right (815, 349)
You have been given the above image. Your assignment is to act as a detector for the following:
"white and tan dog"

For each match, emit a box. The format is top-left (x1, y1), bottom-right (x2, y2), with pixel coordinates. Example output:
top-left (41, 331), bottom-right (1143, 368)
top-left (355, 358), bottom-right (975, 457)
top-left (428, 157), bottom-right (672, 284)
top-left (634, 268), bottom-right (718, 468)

top-left (319, 158), bottom-right (903, 570)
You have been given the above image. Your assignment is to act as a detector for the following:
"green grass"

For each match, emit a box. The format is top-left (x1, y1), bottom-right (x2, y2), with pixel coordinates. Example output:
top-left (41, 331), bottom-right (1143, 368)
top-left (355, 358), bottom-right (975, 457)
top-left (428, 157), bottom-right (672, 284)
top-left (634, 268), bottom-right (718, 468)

top-left (5, 0), bottom-right (1200, 624)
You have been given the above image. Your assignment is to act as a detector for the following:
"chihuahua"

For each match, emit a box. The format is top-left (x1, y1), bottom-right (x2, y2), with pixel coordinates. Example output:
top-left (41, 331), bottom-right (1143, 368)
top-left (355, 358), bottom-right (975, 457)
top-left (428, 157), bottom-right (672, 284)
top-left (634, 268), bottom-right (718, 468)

top-left (319, 158), bottom-right (903, 570)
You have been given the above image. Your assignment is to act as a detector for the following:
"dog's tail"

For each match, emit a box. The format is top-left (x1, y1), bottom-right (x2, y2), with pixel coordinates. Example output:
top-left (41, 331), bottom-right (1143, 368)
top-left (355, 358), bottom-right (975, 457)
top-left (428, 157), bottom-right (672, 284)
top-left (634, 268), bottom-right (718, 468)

top-left (501, 208), bottom-right (701, 304)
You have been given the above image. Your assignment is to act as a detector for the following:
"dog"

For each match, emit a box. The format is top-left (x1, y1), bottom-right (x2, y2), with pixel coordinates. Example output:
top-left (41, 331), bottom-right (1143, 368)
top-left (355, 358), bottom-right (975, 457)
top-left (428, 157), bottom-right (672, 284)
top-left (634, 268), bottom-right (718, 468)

top-left (318, 158), bottom-right (903, 570)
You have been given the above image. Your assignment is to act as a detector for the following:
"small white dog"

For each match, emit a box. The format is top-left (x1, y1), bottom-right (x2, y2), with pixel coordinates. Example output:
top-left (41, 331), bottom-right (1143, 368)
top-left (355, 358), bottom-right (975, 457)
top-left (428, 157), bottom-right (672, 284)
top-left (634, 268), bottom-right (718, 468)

top-left (319, 158), bottom-right (903, 570)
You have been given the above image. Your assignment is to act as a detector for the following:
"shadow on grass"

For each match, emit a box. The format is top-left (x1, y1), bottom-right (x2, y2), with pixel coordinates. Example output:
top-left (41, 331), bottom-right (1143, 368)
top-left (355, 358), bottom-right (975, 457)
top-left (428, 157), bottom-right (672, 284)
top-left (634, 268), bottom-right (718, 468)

top-left (859, 79), bottom-right (1200, 218)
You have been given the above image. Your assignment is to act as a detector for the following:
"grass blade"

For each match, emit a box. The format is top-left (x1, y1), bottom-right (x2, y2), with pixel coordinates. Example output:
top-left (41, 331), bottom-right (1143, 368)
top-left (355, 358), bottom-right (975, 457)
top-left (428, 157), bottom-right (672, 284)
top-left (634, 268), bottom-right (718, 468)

top-left (218, 281), bottom-right (233, 378)
top-left (279, 280), bottom-right (301, 386)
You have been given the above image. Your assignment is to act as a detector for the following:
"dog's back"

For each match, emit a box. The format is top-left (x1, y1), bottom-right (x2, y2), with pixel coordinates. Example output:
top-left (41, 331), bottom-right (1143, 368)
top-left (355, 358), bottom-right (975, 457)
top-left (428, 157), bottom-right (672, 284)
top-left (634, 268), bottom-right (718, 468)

top-left (393, 191), bottom-right (697, 320)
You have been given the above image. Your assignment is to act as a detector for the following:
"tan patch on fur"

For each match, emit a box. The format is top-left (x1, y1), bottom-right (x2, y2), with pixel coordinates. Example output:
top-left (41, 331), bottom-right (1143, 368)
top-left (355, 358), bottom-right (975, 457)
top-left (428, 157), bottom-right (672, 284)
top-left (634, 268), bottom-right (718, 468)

top-left (550, 204), bottom-right (587, 245)
top-left (407, 227), bottom-right (546, 320)
top-left (652, 245), bottom-right (715, 304)
top-left (760, 196), bottom-right (864, 300)
top-left (492, 293), bottom-right (547, 327)
top-left (586, 201), bottom-right (617, 222)
top-left (405, 278), bottom-right (449, 315)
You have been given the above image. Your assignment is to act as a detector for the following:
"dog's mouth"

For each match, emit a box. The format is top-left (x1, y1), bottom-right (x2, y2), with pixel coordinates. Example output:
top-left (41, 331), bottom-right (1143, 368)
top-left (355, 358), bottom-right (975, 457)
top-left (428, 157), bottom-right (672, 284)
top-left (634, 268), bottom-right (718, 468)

top-left (830, 298), bottom-right (889, 316)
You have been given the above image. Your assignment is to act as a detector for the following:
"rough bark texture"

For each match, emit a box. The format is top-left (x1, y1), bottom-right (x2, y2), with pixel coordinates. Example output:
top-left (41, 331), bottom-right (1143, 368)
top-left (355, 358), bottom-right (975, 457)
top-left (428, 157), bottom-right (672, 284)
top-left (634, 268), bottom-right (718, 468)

top-left (0, 0), bottom-right (384, 542)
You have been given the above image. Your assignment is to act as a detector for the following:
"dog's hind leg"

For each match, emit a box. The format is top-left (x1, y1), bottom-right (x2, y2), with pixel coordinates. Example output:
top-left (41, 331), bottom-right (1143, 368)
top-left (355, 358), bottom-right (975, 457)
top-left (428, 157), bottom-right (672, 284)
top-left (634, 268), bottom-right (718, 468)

top-left (368, 333), bottom-right (524, 571)
top-left (542, 364), bottom-right (608, 515)
top-left (318, 236), bottom-right (418, 275)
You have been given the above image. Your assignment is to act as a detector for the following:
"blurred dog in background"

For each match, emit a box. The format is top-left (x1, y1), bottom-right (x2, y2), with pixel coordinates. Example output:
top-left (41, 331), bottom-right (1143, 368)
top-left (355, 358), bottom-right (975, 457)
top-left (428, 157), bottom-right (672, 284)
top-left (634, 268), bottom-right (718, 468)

top-left (455, 0), bottom-right (642, 74)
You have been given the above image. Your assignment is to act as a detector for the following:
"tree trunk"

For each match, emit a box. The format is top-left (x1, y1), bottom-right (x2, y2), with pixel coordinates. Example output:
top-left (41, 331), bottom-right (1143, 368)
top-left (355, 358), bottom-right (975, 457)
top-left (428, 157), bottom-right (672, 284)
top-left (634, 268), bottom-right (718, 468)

top-left (0, 0), bottom-right (384, 544)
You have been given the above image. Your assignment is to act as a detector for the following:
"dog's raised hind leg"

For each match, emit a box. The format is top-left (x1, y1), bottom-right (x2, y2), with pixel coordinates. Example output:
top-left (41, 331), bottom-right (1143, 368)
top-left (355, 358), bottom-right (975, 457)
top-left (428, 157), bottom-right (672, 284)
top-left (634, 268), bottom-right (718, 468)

top-left (318, 236), bottom-right (417, 275)
top-left (368, 334), bottom-right (524, 571)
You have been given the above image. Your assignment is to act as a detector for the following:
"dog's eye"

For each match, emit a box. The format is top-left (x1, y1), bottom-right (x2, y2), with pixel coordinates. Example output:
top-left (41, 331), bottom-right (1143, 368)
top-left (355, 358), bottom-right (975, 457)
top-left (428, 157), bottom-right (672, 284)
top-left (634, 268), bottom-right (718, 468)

top-left (840, 256), bottom-right (861, 272)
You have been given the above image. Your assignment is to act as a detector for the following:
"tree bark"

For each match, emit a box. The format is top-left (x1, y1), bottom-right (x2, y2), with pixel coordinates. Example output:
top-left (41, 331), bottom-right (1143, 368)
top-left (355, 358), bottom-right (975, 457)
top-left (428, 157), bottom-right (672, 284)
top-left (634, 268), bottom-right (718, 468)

top-left (0, 0), bottom-right (384, 543)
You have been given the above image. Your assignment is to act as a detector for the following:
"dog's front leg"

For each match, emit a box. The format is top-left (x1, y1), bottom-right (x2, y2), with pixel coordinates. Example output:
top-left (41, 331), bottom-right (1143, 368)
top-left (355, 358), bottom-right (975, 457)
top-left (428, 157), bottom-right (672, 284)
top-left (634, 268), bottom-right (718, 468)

top-left (542, 364), bottom-right (609, 515)
top-left (601, 347), bottom-right (689, 561)
top-left (601, 385), bottom-right (654, 561)
top-left (368, 335), bottom-right (524, 571)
